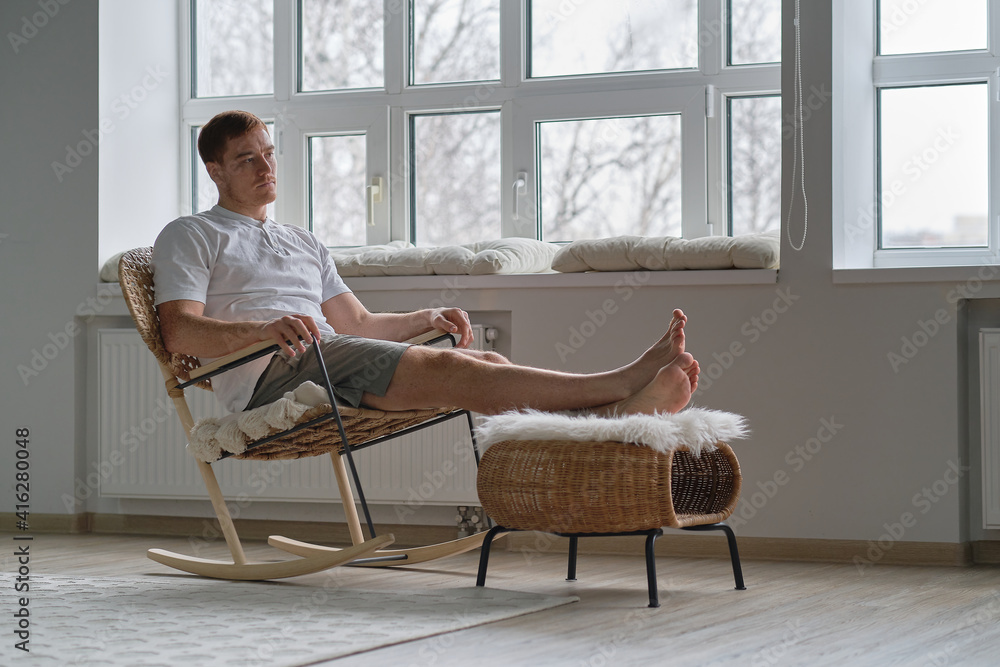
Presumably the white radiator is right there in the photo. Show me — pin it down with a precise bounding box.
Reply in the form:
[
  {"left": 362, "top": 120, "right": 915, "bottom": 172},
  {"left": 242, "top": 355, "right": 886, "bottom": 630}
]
[
  {"left": 980, "top": 329, "right": 1000, "bottom": 529},
  {"left": 98, "top": 328, "right": 492, "bottom": 506}
]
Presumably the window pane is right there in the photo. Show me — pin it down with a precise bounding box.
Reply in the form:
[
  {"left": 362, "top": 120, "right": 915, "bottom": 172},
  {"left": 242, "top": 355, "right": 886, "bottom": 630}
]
[
  {"left": 192, "top": 124, "right": 275, "bottom": 218},
  {"left": 301, "top": 0, "right": 384, "bottom": 91},
  {"left": 729, "top": 0, "right": 781, "bottom": 65},
  {"left": 412, "top": 0, "right": 500, "bottom": 84},
  {"left": 879, "top": 0, "right": 986, "bottom": 55},
  {"left": 538, "top": 115, "right": 682, "bottom": 242},
  {"left": 194, "top": 0, "right": 273, "bottom": 97},
  {"left": 729, "top": 96, "right": 781, "bottom": 235},
  {"left": 879, "top": 84, "right": 987, "bottom": 248},
  {"left": 530, "top": 0, "right": 696, "bottom": 78},
  {"left": 411, "top": 112, "right": 501, "bottom": 246},
  {"left": 310, "top": 135, "right": 367, "bottom": 247}
]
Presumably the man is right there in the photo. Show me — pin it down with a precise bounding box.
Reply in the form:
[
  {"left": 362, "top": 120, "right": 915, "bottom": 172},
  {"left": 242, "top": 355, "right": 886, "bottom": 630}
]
[{"left": 153, "top": 110, "right": 700, "bottom": 417}]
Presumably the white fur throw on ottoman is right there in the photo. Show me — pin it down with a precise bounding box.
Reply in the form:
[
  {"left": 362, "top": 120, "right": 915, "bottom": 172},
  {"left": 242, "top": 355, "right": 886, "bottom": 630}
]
[{"left": 475, "top": 407, "right": 748, "bottom": 455}]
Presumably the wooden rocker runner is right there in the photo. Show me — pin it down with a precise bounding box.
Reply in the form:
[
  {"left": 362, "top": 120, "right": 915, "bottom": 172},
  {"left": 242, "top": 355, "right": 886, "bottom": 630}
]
[{"left": 119, "top": 247, "right": 491, "bottom": 579}]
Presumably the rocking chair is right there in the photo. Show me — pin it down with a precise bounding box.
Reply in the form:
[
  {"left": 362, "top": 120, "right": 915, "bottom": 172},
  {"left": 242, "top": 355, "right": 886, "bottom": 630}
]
[{"left": 117, "top": 247, "right": 491, "bottom": 580}]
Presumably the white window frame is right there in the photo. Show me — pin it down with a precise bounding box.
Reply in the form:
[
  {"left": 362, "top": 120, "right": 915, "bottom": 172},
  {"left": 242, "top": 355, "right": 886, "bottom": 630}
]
[
  {"left": 513, "top": 88, "right": 708, "bottom": 239},
  {"left": 180, "top": 0, "right": 780, "bottom": 246},
  {"left": 834, "top": 0, "right": 1000, "bottom": 270}
]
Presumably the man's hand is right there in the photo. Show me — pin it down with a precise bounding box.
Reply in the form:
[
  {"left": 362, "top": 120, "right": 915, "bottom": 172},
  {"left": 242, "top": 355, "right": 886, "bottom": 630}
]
[
  {"left": 427, "top": 307, "right": 474, "bottom": 348},
  {"left": 259, "top": 314, "right": 323, "bottom": 356}
]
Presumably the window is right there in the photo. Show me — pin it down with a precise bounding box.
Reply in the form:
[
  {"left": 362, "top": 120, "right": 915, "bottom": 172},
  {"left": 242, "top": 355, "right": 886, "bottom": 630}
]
[
  {"left": 410, "top": 111, "right": 501, "bottom": 246},
  {"left": 835, "top": 0, "right": 997, "bottom": 268},
  {"left": 309, "top": 134, "right": 367, "bottom": 247},
  {"left": 878, "top": 84, "right": 988, "bottom": 249},
  {"left": 729, "top": 96, "right": 781, "bottom": 236},
  {"left": 729, "top": 0, "right": 781, "bottom": 65},
  {"left": 181, "top": 0, "right": 780, "bottom": 247},
  {"left": 193, "top": 0, "right": 273, "bottom": 97},
  {"left": 879, "top": 0, "right": 986, "bottom": 55},
  {"left": 300, "top": 0, "right": 384, "bottom": 91},
  {"left": 411, "top": 0, "right": 499, "bottom": 84},
  {"left": 538, "top": 114, "right": 683, "bottom": 241},
  {"left": 528, "top": 1, "right": 698, "bottom": 77}
]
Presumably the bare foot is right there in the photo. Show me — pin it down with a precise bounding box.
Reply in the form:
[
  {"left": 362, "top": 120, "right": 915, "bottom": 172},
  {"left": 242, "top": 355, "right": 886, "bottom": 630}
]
[
  {"left": 650, "top": 309, "right": 687, "bottom": 365},
  {"left": 617, "top": 309, "right": 688, "bottom": 394},
  {"left": 595, "top": 352, "right": 699, "bottom": 417}
]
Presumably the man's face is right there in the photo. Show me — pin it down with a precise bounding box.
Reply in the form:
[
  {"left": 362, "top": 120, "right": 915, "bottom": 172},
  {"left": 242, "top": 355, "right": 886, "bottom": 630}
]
[{"left": 207, "top": 127, "right": 277, "bottom": 215}]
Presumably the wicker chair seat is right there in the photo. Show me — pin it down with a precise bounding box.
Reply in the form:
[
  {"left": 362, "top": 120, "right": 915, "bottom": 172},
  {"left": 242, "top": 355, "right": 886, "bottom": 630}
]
[
  {"left": 216, "top": 404, "right": 457, "bottom": 461},
  {"left": 477, "top": 439, "right": 742, "bottom": 534}
]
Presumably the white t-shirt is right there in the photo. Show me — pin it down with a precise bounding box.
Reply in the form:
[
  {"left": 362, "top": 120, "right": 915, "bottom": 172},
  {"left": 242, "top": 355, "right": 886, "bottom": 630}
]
[{"left": 152, "top": 205, "right": 351, "bottom": 412}]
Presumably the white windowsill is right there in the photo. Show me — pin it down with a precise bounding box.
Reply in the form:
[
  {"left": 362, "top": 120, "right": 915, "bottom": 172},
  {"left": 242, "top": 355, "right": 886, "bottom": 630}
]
[
  {"left": 95, "top": 270, "right": 778, "bottom": 318},
  {"left": 94, "top": 269, "right": 777, "bottom": 320},
  {"left": 832, "top": 266, "right": 1000, "bottom": 285},
  {"left": 342, "top": 269, "right": 779, "bottom": 291}
]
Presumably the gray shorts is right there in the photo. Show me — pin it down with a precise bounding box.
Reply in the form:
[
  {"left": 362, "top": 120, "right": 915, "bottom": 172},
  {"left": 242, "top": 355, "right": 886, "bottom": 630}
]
[{"left": 245, "top": 334, "right": 410, "bottom": 410}]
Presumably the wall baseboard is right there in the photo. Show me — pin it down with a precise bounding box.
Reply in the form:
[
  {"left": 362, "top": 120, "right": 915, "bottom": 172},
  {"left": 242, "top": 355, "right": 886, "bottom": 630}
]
[
  {"left": 973, "top": 540, "right": 1000, "bottom": 564},
  {"left": 502, "top": 532, "right": 974, "bottom": 567},
  {"left": 4, "top": 513, "right": 995, "bottom": 566}
]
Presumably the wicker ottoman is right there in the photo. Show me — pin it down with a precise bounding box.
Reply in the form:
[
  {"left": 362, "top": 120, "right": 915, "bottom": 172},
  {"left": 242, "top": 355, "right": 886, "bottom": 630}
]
[{"left": 475, "top": 439, "right": 746, "bottom": 607}]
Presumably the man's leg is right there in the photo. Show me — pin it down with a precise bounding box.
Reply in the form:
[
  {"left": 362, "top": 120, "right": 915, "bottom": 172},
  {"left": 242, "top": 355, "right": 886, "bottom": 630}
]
[{"left": 361, "top": 311, "right": 696, "bottom": 415}]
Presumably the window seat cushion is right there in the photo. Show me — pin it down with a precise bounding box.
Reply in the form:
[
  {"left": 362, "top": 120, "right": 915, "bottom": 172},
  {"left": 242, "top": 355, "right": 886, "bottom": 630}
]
[
  {"left": 100, "top": 238, "right": 559, "bottom": 282},
  {"left": 101, "top": 251, "right": 127, "bottom": 282},
  {"left": 100, "top": 233, "right": 777, "bottom": 282},
  {"left": 329, "top": 238, "right": 559, "bottom": 276},
  {"left": 550, "top": 232, "right": 780, "bottom": 272}
]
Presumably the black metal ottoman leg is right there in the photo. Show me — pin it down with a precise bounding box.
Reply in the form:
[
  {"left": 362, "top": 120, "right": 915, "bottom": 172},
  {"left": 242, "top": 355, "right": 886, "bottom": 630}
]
[
  {"left": 682, "top": 522, "right": 746, "bottom": 591},
  {"left": 644, "top": 529, "right": 663, "bottom": 608},
  {"left": 566, "top": 536, "right": 578, "bottom": 581},
  {"left": 717, "top": 522, "right": 746, "bottom": 590},
  {"left": 476, "top": 524, "right": 508, "bottom": 587}
]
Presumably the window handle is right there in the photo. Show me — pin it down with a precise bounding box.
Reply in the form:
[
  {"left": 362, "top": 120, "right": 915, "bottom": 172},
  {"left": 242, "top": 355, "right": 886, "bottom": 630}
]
[
  {"left": 367, "top": 177, "right": 383, "bottom": 227},
  {"left": 512, "top": 172, "right": 527, "bottom": 221}
]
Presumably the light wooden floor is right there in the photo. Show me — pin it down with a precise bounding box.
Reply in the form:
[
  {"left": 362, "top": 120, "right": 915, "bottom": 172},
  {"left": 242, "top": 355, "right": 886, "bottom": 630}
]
[{"left": 4, "top": 533, "right": 999, "bottom": 666}]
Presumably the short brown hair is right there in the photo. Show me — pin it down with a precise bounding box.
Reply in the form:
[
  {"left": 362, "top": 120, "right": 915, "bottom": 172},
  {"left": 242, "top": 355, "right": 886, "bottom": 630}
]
[{"left": 197, "top": 110, "right": 268, "bottom": 165}]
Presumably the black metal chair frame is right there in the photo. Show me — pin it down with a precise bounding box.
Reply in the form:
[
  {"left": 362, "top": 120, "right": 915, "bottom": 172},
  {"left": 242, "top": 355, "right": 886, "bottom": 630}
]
[{"left": 180, "top": 331, "right": 481, "bottom": 559}]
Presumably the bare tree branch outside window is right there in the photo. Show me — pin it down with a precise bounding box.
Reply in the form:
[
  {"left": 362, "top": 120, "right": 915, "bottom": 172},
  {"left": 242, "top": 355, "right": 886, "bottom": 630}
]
[
  {"left": 301, "top": 0, "right": 384, "bottom": 91},
  {"left": 195, "top": 0, "right": 273, "bottom": 97}
]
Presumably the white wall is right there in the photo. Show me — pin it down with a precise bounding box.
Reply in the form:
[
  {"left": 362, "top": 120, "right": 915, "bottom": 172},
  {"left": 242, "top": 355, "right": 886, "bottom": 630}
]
[
  {"left": 98, "top": 0, "right": 181, "bottom": 265},
  {"left": 1, "top": 0, "right": 99, "bottom": 514},
  {"left": 3, "top": 0, "right": 997, "bottom": 547}
]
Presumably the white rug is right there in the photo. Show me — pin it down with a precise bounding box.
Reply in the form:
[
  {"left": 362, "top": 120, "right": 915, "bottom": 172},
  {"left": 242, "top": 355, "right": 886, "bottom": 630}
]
[{"left": 3, "top": 575, "right": 576, "bottom": 666}]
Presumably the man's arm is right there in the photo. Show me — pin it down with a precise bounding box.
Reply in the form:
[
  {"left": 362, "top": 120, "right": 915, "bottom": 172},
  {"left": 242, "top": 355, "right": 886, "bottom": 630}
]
[
  {"left": 158, "top": 300, "right": 322, "bottom": 358},
  {"left": 321, "top": 292, "right": 474, "bottom": 348}
]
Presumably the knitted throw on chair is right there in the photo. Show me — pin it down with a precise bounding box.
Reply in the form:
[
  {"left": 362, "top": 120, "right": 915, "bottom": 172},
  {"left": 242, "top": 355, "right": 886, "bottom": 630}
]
[{"left": 186, "top": 381, "right": 332, "bottom": 462}]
